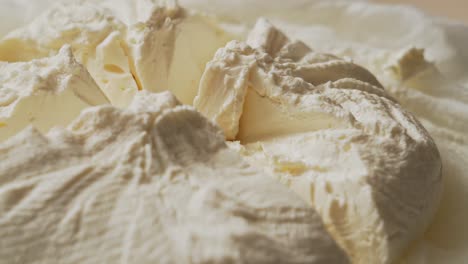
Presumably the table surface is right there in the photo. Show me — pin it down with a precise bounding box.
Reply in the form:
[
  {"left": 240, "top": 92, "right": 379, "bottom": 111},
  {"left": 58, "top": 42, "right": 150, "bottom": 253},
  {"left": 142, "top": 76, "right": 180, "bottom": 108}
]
[{"left": 372, "top": 0, "right": 468, "bottom": 23}]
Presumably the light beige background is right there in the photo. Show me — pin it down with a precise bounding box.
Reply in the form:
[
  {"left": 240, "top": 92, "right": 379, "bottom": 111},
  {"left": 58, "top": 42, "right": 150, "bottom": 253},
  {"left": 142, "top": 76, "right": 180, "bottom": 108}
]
[{"left": 373, "top": 0, "right": 468, "bottom": 23}]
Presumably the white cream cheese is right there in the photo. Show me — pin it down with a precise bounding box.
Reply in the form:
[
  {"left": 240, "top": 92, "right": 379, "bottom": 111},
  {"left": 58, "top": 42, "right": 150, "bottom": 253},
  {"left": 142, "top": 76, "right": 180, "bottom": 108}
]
[
  {"left": 195, "top": 19, "right": 443, "bottom": 264},
  {"left": 378, "top": 46, "right": 468, "bottom": 264},
  {"left": 0, "top": 91, "right": 348, "bottom": 264},
  {"left": 124, "top": 2, "right": 231, "bottom": 105},
  {"left": 0, "top": 45, "right": 109, "bottom": 142},
  {"left": 182, "top": 2, "right": 468, "bottom": 263},
  {"left": 1, "top": 0, "right": 467, "bottom": 263},
  {"left": 0, "top": 0, "right": 231, "bottom": 106},
  {"left": 0, "top": 0, "right": 137, "bottom": 107}
]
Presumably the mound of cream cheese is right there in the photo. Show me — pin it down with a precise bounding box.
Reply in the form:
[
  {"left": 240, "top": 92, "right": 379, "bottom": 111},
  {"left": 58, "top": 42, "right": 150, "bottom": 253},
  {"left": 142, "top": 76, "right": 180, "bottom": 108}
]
[
  {"left": 0, "top": 91, "right": 348, "bottom": 264},
  {"left": 194, "top": 19, "right": 442, "bottom": 263}
]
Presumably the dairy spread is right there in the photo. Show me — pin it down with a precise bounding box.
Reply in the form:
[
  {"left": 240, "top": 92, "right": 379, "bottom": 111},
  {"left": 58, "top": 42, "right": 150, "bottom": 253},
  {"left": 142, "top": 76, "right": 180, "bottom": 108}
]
[
  {"left": 0, "top": 91, "right": 348, "bottom": 264},
  {"left": 0, "top": 0, "right": 467, "bottom": 264},
  {"left": 0, "top": 0, "right": 230, "bottom": 106},
  {"left": 195, "top": 19, "right": 442, "bottom": 263},
  {"left": 183, "top": 1, "right": 468, "bottom": 263},
  {"left": 0, "top": 45, "right": 109, "bottom": 142}
]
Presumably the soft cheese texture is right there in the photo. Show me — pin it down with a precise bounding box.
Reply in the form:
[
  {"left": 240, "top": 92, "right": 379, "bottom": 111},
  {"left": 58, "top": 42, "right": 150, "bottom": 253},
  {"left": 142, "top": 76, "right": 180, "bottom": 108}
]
[
  {"left": 122, "top": 2, "right": 231, "bottom": 105},
  {"left": 195, "top": 19, "right": 443, "bottom": 264},
  {"left": 0, "top": 0, "right": 137, "bottom": 107},
  {"left": 378, "top": 46, "right": 468, "bottom": 264},
  {"left": 0, "top": 0, "right": 231, "bottom": 106},
  {"left": 1, "top": 0, "right": 466, "bottom": 263},
  {"left": 0, "top": 45, "right": 109, "bottom": 142},
  {"left": 0, "top": 91, "right": 348, "bottom": 264},
  {"left": 180, "top": 1, "right": 468, "bottom": 263}
]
